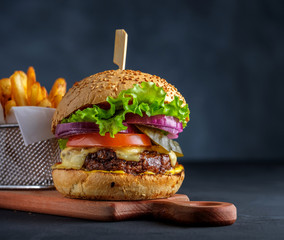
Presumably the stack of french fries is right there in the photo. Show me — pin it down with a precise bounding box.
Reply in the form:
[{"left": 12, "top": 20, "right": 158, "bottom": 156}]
[{"left": 0, "top": 67, "right": 66, "bottom": 122}]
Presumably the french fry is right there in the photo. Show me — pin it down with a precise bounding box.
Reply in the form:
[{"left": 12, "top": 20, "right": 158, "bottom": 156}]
[
  {"left": 30, "top": 82, "right": 43, "bottom": 106},
  {"left": 41, "top": 86, "right": 48, "bottom": 98},
  {"left": 18, "top": 71, "right": 27, "bottom": 94},
  {"left": 27, "top": 66, "right": 36, "bottom": 101},
  {"left": 48, "top": 78, "right": 66, "bottom": 103},
  {"left": 37, "top": 98, "right": 52, "bottom": 108},
  {"left": 0, "top": 78, "right": 12, "bottom": 109},
  {"left": 1, "top": 67, "right": 66, "bottom": 115},
  {"left": 10, "top": 71, "right": 28, "bottom": 106},
  {"left": 52, "top": 94, "right": 63, "bottom": 108},
  {"left": 4, "top": 99, "right": 16, "bottom": 116},
  {"left": 38, "top": 85, "right": 44, "bottom": 104},
  {"left": 0, "top": 78, "right": 12, "bottom": 99}
]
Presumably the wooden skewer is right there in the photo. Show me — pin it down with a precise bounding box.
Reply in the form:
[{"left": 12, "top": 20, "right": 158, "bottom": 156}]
[{"left": 113, "top": 29, "right": 128, "bottom": 70}]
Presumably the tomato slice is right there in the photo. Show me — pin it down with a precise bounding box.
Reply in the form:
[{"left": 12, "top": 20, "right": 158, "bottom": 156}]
[{"left": 67, "top": 133, "right": 152, "bottom": 147}]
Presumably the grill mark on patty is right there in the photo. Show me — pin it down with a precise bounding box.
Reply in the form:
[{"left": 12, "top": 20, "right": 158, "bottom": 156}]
[{"left": 83, "top": 148, "right": 172, "bottom": 175}]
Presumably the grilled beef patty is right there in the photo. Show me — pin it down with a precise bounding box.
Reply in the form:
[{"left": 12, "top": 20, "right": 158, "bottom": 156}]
[{"left": 83, "top": 148, "right": 172, "bottom": 174}]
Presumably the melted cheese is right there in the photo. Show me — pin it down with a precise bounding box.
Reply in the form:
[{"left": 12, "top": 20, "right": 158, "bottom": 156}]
[
  {"left": 164, "top": 164, "right": 184, "bottom": 175},
  {"left": 53, "top": 146, "right": 178, "bottom": 170},
  {"left": 168, "top": 151, "right": 177, "bottom": 167},
  {"left": 87, "top": 164, "right": 184, "bottom": 175},
  {"left": 53, "top": 161, "right": 183, "bottom": 175},
  {"left": 141, "top": 171, "right": 155, "bottom": 175}
]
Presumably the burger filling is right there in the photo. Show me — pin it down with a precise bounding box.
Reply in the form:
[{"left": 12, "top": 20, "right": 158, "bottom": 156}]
[
  {"left": 53, "top": 81, "right": 189, "bottom": 176},
  {"left": 52, "top": 146, "right": 179, "bottom": 175},
  {"left": 59, "top": 82, "right": 189, "bottom": 137}
]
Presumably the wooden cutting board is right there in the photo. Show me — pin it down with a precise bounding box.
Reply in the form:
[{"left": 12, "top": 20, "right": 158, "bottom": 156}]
[{"left": 0, "top": 190, "right": 236, "bottom": 226}]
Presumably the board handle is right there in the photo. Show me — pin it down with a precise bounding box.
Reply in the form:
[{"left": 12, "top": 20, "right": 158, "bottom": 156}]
[{"left": 152, "top": 201, "right": 237, "bottom": 226}]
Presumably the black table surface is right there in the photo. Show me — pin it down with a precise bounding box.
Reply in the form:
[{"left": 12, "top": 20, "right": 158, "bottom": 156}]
[{"left": 0, "top": 162, "right": 283, "bottom": 240}]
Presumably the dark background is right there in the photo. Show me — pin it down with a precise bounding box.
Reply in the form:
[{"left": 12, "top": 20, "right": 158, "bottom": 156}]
[{"left": 0, "top": 0, "right": 283, "bottom": 161}]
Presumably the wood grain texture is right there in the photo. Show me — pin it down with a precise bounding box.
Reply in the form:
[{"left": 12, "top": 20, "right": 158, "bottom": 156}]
[
  {"left": 0, "top": 190, "right": 236, "bottom": 226},
  {"left": 113, "top": 29, "right": 128, "bottom": 70}
]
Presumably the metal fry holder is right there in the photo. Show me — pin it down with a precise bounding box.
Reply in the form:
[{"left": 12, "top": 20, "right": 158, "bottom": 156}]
[{"left": 0, "top": 124, "right": 60, "bottom": 189}]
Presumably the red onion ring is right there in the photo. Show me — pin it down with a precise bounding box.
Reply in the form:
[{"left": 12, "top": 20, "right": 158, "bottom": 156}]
[
  {"left": 55, "top": 122, "right": 138, "bottom": 138},
  {"left": 56, "top": 114, "right": 183, "bottom": 139}
]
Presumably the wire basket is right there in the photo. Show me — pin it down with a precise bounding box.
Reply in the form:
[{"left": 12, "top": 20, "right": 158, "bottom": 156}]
[{"left": 0, "top": 124, "right": 61, "bottom": 189}]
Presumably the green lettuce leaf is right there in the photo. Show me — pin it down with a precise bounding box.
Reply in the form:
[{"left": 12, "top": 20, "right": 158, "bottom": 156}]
[{"left": 62, "top": 82, "right": 190, "bottom": 137}]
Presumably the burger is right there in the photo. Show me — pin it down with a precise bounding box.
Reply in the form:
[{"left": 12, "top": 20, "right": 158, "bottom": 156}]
[{"left": 51, "top": 69, "right": 190, "bottom": 200}]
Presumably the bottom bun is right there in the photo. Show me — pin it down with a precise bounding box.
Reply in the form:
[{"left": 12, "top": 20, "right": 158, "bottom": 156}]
[{"left": 52, "top": 167, "right": 185, "bottom": 200}]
